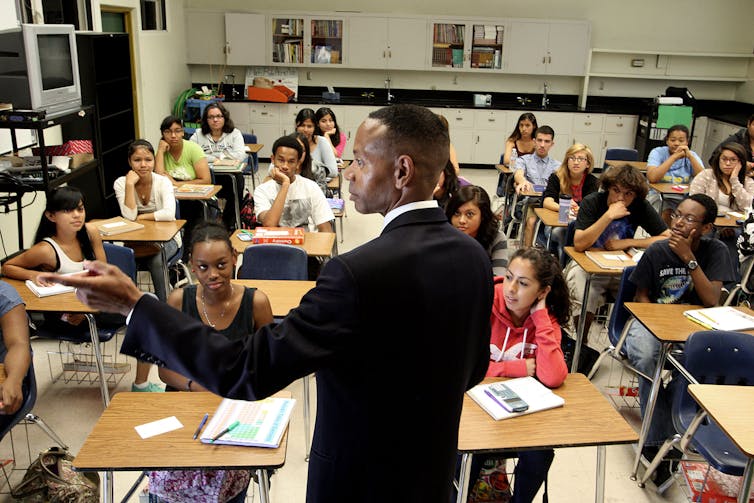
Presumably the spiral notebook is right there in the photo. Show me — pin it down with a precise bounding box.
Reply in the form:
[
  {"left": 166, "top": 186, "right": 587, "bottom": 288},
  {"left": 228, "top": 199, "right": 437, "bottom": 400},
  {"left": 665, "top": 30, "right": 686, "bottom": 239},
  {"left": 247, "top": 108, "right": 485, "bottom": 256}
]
[{"left": 200, "top": 397, "right": 295, "bottom": 448}]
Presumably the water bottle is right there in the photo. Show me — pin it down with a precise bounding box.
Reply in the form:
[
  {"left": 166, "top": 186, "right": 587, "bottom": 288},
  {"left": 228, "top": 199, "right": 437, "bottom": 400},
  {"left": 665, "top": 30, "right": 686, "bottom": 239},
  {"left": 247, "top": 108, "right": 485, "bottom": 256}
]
[
  {"left": 558, "top": 194, "right": 572, "bottom": 224},
  {"left": 509, "top": 147, "right": 518, "bottom": 167}
]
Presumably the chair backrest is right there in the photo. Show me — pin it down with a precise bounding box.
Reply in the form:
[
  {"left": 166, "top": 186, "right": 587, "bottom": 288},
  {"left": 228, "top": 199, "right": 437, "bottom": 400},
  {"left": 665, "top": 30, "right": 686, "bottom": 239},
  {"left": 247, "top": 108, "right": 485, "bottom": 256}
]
[
  {"left": 603, "top": 148, "right": 639, "bottom": 171},
  {"left": 607, "top": 266, "right": 637, "bottom": 346},
  {"left": 672, "top": 330, "right": 754, "bottom": 472},
  {"left": 103, "top": 242, "right": 136, "bottom": 283},
  {"left": 239, "top": 244, "right": 308, "bottom": 280},
  {"left": 242, "top": 132, "right": 259, "bottom": 174}
]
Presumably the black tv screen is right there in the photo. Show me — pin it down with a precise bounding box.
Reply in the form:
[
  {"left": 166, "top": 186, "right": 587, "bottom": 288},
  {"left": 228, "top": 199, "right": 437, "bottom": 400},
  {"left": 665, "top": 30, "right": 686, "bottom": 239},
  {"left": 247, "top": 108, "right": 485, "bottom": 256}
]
[{"left": 38, "top": 34, "right": 74, "bottom": 90}]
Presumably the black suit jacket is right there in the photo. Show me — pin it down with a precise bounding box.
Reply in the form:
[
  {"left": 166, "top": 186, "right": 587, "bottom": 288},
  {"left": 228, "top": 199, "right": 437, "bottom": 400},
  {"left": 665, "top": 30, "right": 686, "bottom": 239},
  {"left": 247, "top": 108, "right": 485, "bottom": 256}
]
[{"left": 121, "top": 207, "right": 493, "bottom": 502}]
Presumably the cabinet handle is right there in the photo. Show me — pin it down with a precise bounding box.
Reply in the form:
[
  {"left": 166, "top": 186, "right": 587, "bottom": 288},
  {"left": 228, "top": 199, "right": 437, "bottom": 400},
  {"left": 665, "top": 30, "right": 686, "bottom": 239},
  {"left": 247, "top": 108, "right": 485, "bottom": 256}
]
[
  {"left": 548, "top": 56, "right": 552, "bottom": 64},
  {"left": 542, "top": 56, "right": 546, "bottom": 64},
  {"left": 476, "top": 135, "right": 480, "bottom": 143},
  {"left": 616, "top": 123, "right": 623, "bottom": 127},
  {"left": 455, "top": 117, "right": 463, "bottom": 121},
  {"left": 383, "top": 50, "right": 386, "bottom": 58},
  {"left": 388, "top": 50, "right": 392, "bottom": 58},
  {"left": 488, "top": 118, "right": 495, "bottom": 122},
  {"left": 585, "top": 122, "right": 591, "bottom": 126},
  {"left": 261, "top": 112, "right": 268, "bottom": 116}
]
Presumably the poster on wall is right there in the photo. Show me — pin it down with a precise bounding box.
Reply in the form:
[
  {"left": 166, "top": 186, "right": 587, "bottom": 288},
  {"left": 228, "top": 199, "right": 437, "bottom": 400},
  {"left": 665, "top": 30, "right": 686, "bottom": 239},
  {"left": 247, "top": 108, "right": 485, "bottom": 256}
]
[{"left": 244, "top": 67, "right": 299, "bottom": 103}]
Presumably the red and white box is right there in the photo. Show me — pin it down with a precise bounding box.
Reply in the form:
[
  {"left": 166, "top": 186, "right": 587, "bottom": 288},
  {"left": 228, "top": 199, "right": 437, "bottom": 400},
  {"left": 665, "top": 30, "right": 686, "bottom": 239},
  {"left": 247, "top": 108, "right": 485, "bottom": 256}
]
[
  {"left": 33, "top": 140, "right": 94, "bottom": 168},
  {"left": 251, "top": 227, "right": 305, "bottom": 245}
]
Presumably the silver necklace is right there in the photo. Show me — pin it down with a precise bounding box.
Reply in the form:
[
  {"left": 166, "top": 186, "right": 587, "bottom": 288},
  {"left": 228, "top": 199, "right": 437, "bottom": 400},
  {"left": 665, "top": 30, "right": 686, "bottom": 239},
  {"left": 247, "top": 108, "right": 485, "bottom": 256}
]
[{"left": 200, "top": 284, "right": 234, "bottom": 328}]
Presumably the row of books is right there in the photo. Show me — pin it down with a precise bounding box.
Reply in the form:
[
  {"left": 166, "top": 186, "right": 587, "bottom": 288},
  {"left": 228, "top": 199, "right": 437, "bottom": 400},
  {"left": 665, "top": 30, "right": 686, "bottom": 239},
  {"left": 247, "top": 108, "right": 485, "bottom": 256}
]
[
  {"left": 433, "top": 23, "right": 465, "bottom": 45},
  {"left": 311, "top": 20, "right": 342, "bottom": 38},
  {"left": 473, "top": 24, "right": 504, "bottom": 44},
  {"left": 273, "top": 42, "right": 303, "bottom": 64},
  {"left": 272, "top": 19, "right": 304, "bottom": 37},
  {"left": 432, "top": 47, "right": 464, "bottom": 68},
  {"left": 471, "top": 48, "right": 502, "bottom": 69}
]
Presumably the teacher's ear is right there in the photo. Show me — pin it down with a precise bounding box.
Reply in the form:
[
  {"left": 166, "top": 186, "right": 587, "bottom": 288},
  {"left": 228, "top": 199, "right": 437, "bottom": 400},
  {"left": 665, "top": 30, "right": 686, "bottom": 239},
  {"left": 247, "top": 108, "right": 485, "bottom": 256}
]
[{"left": 393, "top": 154, "right": 415, "bottom": 190}]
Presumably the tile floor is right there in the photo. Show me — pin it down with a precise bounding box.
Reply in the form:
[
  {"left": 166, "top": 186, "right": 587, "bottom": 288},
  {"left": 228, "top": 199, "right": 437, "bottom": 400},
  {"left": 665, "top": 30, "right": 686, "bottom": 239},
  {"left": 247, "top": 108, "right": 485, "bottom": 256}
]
[{"left": 0, "top": 167, "right": 691, "bottom": 502}]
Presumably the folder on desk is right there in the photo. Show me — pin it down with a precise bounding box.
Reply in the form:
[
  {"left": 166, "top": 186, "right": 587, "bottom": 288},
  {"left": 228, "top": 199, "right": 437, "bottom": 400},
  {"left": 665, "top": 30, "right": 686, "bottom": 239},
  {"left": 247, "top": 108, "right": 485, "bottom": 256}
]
[
  {"left": 211, "top": 159, "right": 245, "bottom": 172},
  {"left": 683, "top": 306, "right": 754, "bottom": 331},
  {"left": 585, "top": 250, "right": 637, "bottom": 270},
  {"left": 467, "top": 377, "right": 564, "bottom": 421},
  {"left": 200, "top": 397, "right": 295, "bottom": 448},
  {"left": 175, "top": 184, "right": 214, "bottom": 195},
  {"left": 95, "top": 217, "right": 145, "bottom": 236}
]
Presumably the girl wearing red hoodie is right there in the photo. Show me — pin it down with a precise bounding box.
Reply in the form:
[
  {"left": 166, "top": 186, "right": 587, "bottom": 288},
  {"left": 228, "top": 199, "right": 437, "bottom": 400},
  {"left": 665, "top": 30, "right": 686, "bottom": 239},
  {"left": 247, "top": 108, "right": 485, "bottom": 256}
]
[{"left": 469, "top": 247, "right": 570, "bottom": 503}]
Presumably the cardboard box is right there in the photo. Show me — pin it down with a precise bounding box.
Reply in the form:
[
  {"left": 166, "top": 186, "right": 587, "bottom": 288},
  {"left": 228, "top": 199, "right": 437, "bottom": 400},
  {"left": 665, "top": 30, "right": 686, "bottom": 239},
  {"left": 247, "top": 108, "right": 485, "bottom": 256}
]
[{"left": 32, "top": 141, "right": 94, "bottom": 169}]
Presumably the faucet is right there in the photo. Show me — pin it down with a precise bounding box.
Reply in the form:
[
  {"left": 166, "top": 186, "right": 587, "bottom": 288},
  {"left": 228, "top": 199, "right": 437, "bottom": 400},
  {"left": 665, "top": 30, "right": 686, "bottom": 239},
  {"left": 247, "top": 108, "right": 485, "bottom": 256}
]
[
  {"left": 541, "top": 82, "right": 550, "bottom": 109},
  {"left": 385, "top": 76, "right": 395, "bottom": 104},
  {"left": 516, "top": 96, "right": 531, "bottom": 106}
]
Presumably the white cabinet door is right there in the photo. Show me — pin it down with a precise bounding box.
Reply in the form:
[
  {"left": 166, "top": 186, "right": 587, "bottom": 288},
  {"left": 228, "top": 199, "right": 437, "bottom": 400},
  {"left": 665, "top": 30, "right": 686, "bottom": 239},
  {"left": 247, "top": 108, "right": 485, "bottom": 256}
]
[
  {"left": 474, "top": 129, "right": 506, "bottom": 164},
  {"left": 505, "top": 21, "right": 548, "bottom": 74},
  {"left": 248, "top": 124, "right": 282, "bottom": 155},
  {"left": 546, "top": 22, "right": 590, "bottom": 76},
  {"left": 348, "top": 17, "right": 388, "bottom": 69},
  {"left": 225, "top": 13, "right": 266, "bottom": 66},
  {"left": 386, "top": 18, "right": 429, "bottom": 70},
  {"left": 185, "top": 11, "right": 226, "bottom": 64}
]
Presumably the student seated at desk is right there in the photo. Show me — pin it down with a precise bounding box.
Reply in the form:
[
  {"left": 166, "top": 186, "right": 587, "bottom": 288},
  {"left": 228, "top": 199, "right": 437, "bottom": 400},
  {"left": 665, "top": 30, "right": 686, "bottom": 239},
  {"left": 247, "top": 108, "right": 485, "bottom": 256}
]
[
  {"left": 566, "top": 165, "right": 670, "bottom": 341},
  {"left": 513, "top": 125, "right": 560, "bottom": 247},
  {"left": 254, "top": 135, "right": 334, "bottom": 233},
  {"left": 646, "top": 124, "right": 704, "bottom": 226},
  {"left": 446, "top": 185, "right": 509, "bottom": 276},
  {"left": 295, "top": 108, "right": 338, "bottom": 181},
  {"left": 503, "top": 112, "right": 538, "bottom": 168},
  {"left": 114, "top": 139, "right": 180, "bottom": 303},
  {"left": 459, "top": 247, "right": 568, "bottom": 503},
  {"left": 712, "top": 113, "right": 754, "bottom": 173},
  {"left": 0, "top": 280, "right": 31, "bottom": 418},
  {"left": 2, "top": 186, "right": 163, "bottom": 393},
  {"left": 189, "top": 103, "right": 246, "bottom": 230},
  {"left": 155, "top": 115, "right": 212, "bottom": 252},
  {"left": 315, "top": 107, "right": 347, "bottom": 160},
  {"left": 623, "top": 194, "right": 735, "bottom": 490},
  {"left": 541, "top": 143, "right": 599, "bottom": 257},
  {"left": 2, "top": 186, "right": 106, "bottom": 337},
  {"left": 149, "top": 222, "right": 273, "bottom": 503},
  {"left": 690, "top": 142, "right": 753, "bottom": 276}
]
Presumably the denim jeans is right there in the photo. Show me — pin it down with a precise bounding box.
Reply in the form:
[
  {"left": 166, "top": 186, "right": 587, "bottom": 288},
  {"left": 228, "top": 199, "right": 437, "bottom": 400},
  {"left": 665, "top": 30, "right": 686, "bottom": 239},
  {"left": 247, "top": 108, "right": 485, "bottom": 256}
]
[{"left": 623, "top": 321, "right": 676, "bottom": 445}]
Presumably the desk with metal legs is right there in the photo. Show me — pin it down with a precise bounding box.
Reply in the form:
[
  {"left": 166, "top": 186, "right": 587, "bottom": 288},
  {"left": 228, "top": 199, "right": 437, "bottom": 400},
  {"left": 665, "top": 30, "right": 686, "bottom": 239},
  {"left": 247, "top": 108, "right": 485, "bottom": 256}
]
[{"left": 456, "top": 374, "right": 637, "bottom": 503}]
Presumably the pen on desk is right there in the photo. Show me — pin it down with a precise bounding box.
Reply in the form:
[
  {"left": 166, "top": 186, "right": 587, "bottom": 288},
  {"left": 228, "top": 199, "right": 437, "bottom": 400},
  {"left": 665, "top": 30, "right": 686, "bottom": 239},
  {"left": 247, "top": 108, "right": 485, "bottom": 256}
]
[
  {"left": 193, "top": 413, "right": 209, "bottom": 440},
  {"left": 211, "top": 420, "right": 240, "bottom": 442},
  {"left": 484, "top": 389, "right": 507, "bottom": 410}
]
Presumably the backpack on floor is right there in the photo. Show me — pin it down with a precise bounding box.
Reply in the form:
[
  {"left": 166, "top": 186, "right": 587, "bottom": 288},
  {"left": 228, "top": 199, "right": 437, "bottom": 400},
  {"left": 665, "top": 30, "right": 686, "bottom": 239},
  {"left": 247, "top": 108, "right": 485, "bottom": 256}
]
[{"left": 240, "top": 190, "right": 258, "bottom": 230}]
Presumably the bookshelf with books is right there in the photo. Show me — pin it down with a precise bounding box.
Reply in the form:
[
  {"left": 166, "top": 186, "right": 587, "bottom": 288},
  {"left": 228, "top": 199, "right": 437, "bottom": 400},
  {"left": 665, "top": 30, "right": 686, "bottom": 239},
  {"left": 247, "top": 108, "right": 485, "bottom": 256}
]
[
  {"left": 272, "top": 17, "right": 305, "bottom": 64},
  {"left": 310, "top": 18, "right": 344, "bottom": 65},
  {"left": 471, "top": 24, "right": 504, "bottom": 70},
  {"left": 432, "top": 22, "right": 465, "bottom": 69}
]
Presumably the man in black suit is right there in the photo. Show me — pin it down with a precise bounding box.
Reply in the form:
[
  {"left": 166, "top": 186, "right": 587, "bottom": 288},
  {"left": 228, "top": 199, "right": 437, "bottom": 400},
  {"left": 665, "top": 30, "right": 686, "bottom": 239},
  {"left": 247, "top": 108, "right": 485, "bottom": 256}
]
[{"left": 48, "top": 105, "right": 493, "bottom": 502}]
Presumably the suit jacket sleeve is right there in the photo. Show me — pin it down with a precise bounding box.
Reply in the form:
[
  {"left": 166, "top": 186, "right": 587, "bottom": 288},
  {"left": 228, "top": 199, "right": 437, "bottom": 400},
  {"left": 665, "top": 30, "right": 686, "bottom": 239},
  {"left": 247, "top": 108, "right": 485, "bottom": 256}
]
[{"left": 120, "top": 257, "right": 360, "bottom": 400}]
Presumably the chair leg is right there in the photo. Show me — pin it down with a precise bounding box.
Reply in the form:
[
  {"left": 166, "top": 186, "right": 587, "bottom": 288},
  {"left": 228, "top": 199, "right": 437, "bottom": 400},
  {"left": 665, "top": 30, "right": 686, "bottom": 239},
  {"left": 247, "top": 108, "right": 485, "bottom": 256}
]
[
  {"left": 586, "top": 347, "right": 612, "bottom": 380},
  {"left": 638, "top": 435, "right": 680, "bottom": 487},
  {"left": 25, "top": 414, "right": 68, "bottom": 450},
  {"left": 120, "top": 471, "right": 148, "bottom": 502}
]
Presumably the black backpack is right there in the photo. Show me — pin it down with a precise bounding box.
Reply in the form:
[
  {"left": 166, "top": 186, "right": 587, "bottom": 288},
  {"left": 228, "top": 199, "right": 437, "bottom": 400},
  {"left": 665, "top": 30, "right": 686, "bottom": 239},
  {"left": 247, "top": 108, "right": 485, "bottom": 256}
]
[{"left": 240, "top": 190, "right": 258, "bottom": 229}]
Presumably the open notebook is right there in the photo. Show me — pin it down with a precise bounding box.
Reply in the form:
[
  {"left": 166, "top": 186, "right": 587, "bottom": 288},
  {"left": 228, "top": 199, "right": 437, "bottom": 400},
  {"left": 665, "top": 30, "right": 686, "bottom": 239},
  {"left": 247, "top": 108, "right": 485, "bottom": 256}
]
[
  {"left": 200, "top": 397, "right": 295, "bottom": 448},
  {"left": 467, "top": 376, "right": 564, "bottom": 421}
]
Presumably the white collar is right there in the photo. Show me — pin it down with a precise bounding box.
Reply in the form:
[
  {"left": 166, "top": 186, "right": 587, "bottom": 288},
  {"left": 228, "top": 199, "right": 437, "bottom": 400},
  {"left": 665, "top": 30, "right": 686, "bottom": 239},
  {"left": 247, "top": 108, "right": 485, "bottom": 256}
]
[{"left": 382, "top": 200, "right": 439, "bottom": 231}]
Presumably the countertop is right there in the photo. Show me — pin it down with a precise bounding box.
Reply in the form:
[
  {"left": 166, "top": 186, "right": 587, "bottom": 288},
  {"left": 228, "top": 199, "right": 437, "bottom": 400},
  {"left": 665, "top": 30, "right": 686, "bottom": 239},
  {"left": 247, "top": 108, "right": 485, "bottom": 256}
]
[{"left": 209, "top": 83, "right": 754, "bottom": 126}]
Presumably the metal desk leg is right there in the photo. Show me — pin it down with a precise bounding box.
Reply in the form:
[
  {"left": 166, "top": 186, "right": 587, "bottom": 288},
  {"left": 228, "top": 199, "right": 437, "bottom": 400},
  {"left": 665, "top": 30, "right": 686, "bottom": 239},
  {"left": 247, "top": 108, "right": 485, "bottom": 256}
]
[
  {"left": 571, "top": 273, "right": 592, "bottom": 373},
  {"left": 739, "top": 458, "right": 754, "bottom": 503},
  {"left": 456, "top": 452, "right": 473, "bottom": 503},
  {"left": 631, "top": 341, "right": 671, "bottom": 481},
  {"left": 255, "top": 469, "right": 271, "bottom": 503},
  {"left": 303, "top": 374, "right": 311, "bottom": 461},
  {"left": 103, "top": 470, "right": 114, "bottom": 503},
  {"left": 230, "top": 173, "right": 241, "bottom": 230},
  {"left": 159, "top": 243, "right": 170, "bottom": 299},
  {"left": 85, "top": 314, "right": 110, "bottom": 407},
  {"left": 595, "top": 445, "right": 606, "bottom": 503}
]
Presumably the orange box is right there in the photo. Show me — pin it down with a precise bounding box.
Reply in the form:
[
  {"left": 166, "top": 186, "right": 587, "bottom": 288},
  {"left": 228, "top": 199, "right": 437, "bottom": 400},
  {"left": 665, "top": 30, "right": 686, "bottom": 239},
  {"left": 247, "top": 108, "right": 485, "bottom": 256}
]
[{"left": 252, "top": 227, "right": 305, "bottom": 245}]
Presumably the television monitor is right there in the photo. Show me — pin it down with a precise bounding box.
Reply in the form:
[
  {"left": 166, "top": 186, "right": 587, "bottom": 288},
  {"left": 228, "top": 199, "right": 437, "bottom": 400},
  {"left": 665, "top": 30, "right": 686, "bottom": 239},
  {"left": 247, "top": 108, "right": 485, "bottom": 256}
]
[{"left": 0, "top": 24, "right": 82, "bottom": 117}]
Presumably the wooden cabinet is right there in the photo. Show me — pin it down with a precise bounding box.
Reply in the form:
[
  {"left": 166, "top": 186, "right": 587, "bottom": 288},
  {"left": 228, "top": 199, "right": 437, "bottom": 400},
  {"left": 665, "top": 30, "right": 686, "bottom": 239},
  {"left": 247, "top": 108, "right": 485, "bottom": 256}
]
[
  {"left": 185, "top": 10, "right": 226, "bottom": 65},
  {"left": 348, "top": 16, "right": 428, "bottom": 70},
  {"left": 225, "top": 13, "right": 266, "bottom": 66},
  {"left": 506, "top": 20, "right": 590, "bottom": 76},
  {"left": 572, "top": 114, "right": 637, "bottom": 168}
]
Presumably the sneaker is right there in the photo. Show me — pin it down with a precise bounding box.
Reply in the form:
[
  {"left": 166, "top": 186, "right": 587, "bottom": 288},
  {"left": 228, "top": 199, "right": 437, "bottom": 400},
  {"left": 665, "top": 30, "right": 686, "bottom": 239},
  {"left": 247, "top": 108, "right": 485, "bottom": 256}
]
[
  {"left": 131, "top": 382, "right": 165, "bottom": 393},
  {"left": 653, "top": 460, "right": 678, "bottom": 494}
]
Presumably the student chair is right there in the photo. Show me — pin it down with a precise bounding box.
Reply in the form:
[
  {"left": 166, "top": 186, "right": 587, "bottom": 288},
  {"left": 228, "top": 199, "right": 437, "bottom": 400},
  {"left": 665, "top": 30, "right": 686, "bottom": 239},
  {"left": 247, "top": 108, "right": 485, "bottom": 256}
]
[
  {"left": 0, "top": 358, "right": 68, "bottom": 489},
  {"left": 242, "top": 132, "right": 260, "bottom": 190},
  {"left": 586, "top": 266, "right": 652, "bottom": 381},
  {"left": 42, "top": 243, "right": 135, "bottom": 385},
  {"left": 238, "top": 244, "right": 308, "bottom": 281},
  {"left": 167, "top": 201, "right": 192, "bottom": 290},
  {"left": 602, "top": 148, "right": 639, "bottom": 172},
  {"left": 723, "top": 255, "right": 754, "bottom": 307},
  {"left": 640, "top": 330, "right": 754, "bottom": 487}
]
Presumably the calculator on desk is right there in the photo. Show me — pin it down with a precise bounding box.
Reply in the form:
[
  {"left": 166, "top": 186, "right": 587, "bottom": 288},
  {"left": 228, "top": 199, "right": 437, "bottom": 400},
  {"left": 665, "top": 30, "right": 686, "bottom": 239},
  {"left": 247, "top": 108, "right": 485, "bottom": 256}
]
[{"left": 488, "top": 382, "right": 529, "bottom": 413}]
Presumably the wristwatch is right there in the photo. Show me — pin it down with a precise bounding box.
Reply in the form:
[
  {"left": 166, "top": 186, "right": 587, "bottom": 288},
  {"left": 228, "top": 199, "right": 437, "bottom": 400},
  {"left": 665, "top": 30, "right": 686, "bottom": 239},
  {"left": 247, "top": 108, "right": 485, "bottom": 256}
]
[{"left": 687, "top": 259, "right": 699, "bottom": 271}]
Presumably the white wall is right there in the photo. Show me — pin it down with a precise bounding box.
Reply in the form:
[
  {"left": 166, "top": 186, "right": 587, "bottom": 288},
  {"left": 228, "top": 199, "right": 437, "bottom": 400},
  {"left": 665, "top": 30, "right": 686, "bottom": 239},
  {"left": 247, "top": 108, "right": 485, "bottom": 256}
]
[{"left": 185, "top": 0, "right": 754, "bottom": 102}]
